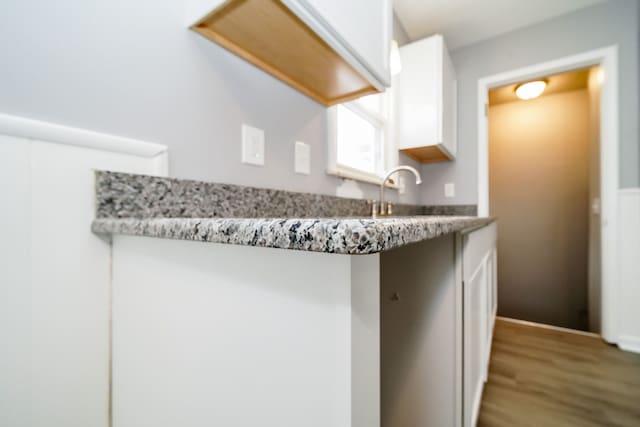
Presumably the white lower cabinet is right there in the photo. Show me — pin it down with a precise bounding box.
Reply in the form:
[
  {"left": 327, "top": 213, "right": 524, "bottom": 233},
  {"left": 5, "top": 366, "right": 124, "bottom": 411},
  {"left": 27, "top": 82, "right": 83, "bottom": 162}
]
[
  {"left": 110, "top": 222, "right": 497, "bottom": 427},
  {"left": 381, "top": 233, "right": 461, "bottom": 427},
  {"left": 462, "top": 223, "right": 498, "bottom": 427},
  {"left": 381, "top": 221, "right": 497, "bottom": 427}
]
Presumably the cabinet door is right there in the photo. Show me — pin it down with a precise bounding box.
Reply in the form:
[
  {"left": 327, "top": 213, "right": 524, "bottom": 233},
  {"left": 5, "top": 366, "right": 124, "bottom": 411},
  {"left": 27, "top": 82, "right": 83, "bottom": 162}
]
[
  {"left": 462, "top": 223, "right": 497, "bottom": 427},
  {"left": 484, "top": 249, "right": 496, "bottom": 381},
  {"left": 297, "top": 0, "right": 392, "bottom": 86},
  {"left": 397, "top": 36, "right": 441, "bottom": 150},
  {"left": 396, "top": 34, "right": 457, "bottom": 162},
  {"left": 492, "top": 248, "right": 498, "bottom": 317},
  {"left": 463, "top": 260, "right": 488, "bottom": 427}
]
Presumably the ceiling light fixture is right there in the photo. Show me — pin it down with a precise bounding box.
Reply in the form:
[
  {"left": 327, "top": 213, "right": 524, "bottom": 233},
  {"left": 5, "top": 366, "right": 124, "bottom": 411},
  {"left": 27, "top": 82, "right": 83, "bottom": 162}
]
[{"left": 515, "top": 80, "right": 547, "bottom": 100}]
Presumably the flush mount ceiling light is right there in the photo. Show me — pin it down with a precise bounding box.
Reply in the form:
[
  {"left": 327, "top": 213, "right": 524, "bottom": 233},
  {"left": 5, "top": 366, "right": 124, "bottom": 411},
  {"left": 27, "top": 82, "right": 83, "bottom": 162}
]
[{"left": 515, "top": 80, "right": 547, "bottom": 100}]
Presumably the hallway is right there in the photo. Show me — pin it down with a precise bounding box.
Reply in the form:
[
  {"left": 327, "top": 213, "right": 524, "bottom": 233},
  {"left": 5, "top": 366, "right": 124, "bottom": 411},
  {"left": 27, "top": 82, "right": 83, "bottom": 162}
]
[{"left": 478, "top": 318, "right": 640, "bottom": 426}]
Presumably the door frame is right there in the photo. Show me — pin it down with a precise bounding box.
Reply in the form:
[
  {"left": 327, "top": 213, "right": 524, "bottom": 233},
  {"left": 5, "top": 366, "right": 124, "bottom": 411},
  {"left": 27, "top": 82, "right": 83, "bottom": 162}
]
[{"left": 476, "top": 46, "right": 619, "bottom": 343}]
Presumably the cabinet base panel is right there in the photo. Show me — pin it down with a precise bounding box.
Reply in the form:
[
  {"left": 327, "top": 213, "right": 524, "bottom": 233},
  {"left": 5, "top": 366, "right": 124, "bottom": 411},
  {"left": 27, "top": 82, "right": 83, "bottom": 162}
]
[
  {"left": 401, "top": 145, "right": 452, "bottom": 163},
  {"left": 192, "top": 0, "right": 379, "bottom": 106}
]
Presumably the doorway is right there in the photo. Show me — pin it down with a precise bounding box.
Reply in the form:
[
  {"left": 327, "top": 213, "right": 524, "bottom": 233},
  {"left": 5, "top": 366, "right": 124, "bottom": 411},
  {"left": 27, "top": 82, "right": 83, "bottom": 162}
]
[
  {"left": 487, "top": 67, "right": 599, "bottom": 331},
  {"left": 476, "top": 47, "right": 619, "bottom": 340}
]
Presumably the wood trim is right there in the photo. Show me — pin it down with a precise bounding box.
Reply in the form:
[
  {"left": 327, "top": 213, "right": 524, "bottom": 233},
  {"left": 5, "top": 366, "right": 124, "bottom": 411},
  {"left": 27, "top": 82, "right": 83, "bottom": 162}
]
[
  {"left": 400, "top": 145, "right": 453, "bottom": 163},
  {"left": 191, "top": 0, "right": 379, "bottom": 106}
]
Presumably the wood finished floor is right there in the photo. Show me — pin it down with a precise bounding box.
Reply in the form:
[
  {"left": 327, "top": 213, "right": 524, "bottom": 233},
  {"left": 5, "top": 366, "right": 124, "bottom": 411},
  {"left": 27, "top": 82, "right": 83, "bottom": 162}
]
[{"left": 478, "top": 318, "right": 640, "bottom": 427}]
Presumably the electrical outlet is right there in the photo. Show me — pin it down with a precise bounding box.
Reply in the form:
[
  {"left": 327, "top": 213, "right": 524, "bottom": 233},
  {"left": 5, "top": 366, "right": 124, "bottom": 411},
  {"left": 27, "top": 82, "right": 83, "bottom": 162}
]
[
  {"left": 444, "top": 182, "right": 455, "bottom": 198},
  {"left": 294, "top": 141, "right": 310, "bottom": 175},
  {"left": 241, "top": 124, "right": 265, "bottom": 166},
  {"left": 398, "top": 176, "right": 406, "bottom": 195}
]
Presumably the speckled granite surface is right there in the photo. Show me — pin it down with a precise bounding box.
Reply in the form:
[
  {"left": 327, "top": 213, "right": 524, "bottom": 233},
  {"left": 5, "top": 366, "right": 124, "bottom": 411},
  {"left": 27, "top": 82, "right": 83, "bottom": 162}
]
[
  {"left": 92, "top": 216, "right": 493, "bottom": 255},
  {"left": 95, "top": 171, "right": 426, "bottom": 218},
  {"left": 423, "top": 205, "right": 477, "bottom": 216},
  {"left": 93, "top": 171, "right": 491, "bottom": 254}
]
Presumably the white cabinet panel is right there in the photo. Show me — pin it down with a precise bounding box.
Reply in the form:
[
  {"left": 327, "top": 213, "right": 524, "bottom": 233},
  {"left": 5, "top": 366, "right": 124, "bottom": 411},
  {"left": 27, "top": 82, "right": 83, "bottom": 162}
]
[
  {"left": 442, "top": 45, "right": 457, "bottom": 156},
  {"left": 0, "top": 115, "right": 168, "bottom": 427},
  {"left": 396, "top": 34, "right": 457, "bottom": 162},
  {"left": 397, "top": 36, "right": 440, "bottom": 148},
  {"left": 381, "top": 234, "right": 461, "bottom": 427},
  {"left": 112, "top": 236, "right": 381, "bottom": 427},
  {"left": 0, "top": 136, "right": 32, "bottom": 427},
  {"left": 463, "top": 261, "right": 488, "bottom": 427},
  {"left": 299, "top": 0, "right": 391, "bottom": 86},
  {"left": 188, "top": 0, "right": 391, "bottom": 104},
  {"left": 462, "top": 222, "right": 497, "bottom": 427}
]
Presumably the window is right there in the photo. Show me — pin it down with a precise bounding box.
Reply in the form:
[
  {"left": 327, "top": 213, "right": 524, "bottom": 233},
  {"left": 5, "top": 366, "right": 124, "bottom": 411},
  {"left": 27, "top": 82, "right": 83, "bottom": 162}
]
[
  {"left": 336, "top": 103, "right": 380, "bottom": 175},
  {"left": 327, "top": 91, "right": 398, "bottom": 185}
]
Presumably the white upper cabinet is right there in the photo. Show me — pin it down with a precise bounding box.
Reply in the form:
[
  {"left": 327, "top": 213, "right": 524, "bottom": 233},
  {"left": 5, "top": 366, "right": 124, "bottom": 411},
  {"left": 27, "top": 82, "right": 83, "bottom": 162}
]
[
  {"left": 395, "top": 34, "right": 457, "bottom": 163},
  {"left": 187, "top": 0, "right": 392, "bottom": 106},
  {"left": 295, "top": 0, "right": 392, "bottom": 87}
]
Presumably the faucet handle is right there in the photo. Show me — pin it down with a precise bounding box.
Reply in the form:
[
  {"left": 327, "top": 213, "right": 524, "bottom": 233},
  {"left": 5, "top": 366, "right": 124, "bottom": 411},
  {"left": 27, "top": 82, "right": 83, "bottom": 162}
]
[
  {"left": 387, "top": 203, "right": 393, "bottom": 216},
  {"left": 368, "top": 200, "right": 379, "bottom": 218}
]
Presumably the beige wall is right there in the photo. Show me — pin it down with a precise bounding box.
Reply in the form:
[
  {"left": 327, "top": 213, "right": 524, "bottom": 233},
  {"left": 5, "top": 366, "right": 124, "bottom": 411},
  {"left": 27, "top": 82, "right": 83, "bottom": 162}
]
[{"left": 489, "top": 90, "right": 590, "bottom": 330}]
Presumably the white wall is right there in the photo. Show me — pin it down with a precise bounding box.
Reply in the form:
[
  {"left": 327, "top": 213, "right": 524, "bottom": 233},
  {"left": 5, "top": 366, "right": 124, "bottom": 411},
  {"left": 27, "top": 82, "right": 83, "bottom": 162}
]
[
  {"left": 0, "top": 126, "right": 167, "bottom": 427},
  {"left": 0, "top": 0, "right": 421, "bottom": 204},
  {"left": 420, "top": 0, "right": 639, "bottom": 204},
  {"left": 617, "top": 189, "right": 640, "bottom": 353}
]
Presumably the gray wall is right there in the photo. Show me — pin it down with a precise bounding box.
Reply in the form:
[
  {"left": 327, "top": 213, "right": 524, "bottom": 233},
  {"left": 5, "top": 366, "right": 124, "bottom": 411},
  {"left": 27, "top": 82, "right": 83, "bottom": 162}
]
[
  {"left": 490, "top": 90, "right": 591, "bottom": 330},
  {"left": 0, "top": 0, "right": 421, "bottom": 205},
  {"left": 393, "top": 13, "right": 411, "bottom": 46},
  {"left": 420, "top": 0, "right": 640, "bottom": 205}
]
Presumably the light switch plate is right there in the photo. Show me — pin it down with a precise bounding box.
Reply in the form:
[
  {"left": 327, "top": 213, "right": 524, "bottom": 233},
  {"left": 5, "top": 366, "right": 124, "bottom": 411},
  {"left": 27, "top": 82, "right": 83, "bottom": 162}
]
[
  {"left": 241, "top": 124, "right": 265, "bottom": 166},
  {"left": 444, "top": 182, "right": 455, "bottom": 198},
  {"left": 294, "top": 141, "right": 310, "bottom": 175}
]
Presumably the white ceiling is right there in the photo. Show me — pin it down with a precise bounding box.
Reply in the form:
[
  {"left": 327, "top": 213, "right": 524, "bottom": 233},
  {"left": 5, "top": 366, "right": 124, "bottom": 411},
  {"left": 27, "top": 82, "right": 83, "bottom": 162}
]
[{"left": 394, "top": 0, "right": 607, "bottom": 50}]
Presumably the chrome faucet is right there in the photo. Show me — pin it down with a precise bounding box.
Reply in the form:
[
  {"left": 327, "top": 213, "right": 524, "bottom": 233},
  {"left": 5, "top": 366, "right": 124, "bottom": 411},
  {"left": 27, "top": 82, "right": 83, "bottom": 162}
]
[{"left": 378, "top": 165, "right": 422, "bottom": 216}]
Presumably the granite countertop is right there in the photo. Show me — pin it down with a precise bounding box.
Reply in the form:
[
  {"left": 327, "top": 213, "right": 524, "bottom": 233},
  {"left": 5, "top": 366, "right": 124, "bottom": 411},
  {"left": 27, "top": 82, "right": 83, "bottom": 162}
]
[
  {"left": 92, "top": 216, "right": 494, "bottom": 255},
  {"left": 92, "top": 171, "right": 494, "bottom": 255}
]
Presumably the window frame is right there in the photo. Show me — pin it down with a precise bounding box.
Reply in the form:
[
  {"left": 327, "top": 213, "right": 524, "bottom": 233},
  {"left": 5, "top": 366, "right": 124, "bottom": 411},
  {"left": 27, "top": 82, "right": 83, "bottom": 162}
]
[{"left": 326, "top": 89, "right": 400, "bottom": 187}]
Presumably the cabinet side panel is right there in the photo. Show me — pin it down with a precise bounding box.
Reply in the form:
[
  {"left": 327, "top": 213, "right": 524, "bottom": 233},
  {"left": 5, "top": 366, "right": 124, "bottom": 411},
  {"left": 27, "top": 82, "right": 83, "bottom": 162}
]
[
  {"left": 112, "top": 236, "right": 353, "bottom": 427},
  {"left": 442, "top": 40, "right": 457, "bottom": 156},
  {"left": 381, "top": 235, "right": 459, "bottom": 426},
  {"left": 351, "top": 254, "right": 381, "bottom": 427}
]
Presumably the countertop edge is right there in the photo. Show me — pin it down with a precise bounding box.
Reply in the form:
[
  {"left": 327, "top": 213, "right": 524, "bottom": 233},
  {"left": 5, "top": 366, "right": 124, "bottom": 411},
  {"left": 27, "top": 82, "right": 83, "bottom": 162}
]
[{"left": 92, "top": 217, "right": 496, "bottom": 255}]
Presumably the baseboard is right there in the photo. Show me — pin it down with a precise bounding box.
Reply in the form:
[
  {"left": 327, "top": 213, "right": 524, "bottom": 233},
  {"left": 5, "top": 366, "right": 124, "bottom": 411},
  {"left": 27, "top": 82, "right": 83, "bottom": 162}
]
[
  {"left": 618, "top": 335, "right": 640, "bottom": 354},
  {"left": 496, "top": 316, "right": 600, "bottom": 338}
]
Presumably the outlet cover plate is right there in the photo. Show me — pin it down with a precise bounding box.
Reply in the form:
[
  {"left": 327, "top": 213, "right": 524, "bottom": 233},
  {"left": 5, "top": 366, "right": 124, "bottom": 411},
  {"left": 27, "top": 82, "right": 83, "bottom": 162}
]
[
  {"left": 445, "top": 182, "right": 455, "bottom": 198},
  {"left": 294, "top": 141, "right": 311, "bottom": 175},
  {"left": 241, "top": 124, "right": 265, "bottom": 166}
]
